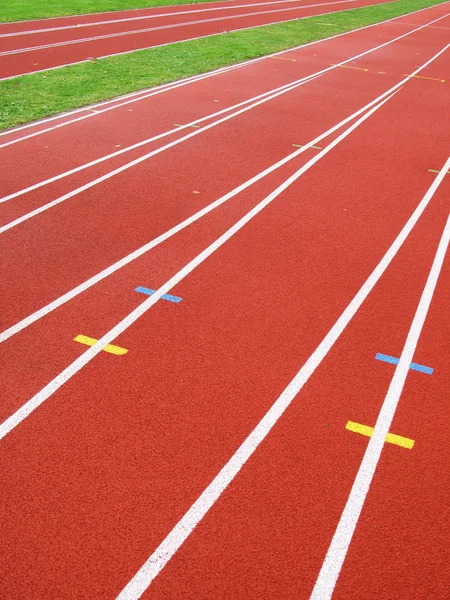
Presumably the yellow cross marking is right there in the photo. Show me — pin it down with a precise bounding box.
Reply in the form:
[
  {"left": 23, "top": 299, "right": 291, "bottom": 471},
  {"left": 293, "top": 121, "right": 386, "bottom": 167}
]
[
  {"left": 404, "top": 74, "right": 445, "bottom": 82},
  {"left": 173, "top": 123, "right": 200, "bottom": 129},
  {"left": 271, "top": 56, "right": 297, "bottom": 62},
  {"left": 331, "top": 63, "right": 368, "bottom": 71},
  {"left": 346, "top": 421, "right": 414, "bottom": 449},
  {"left": 74, "top": 334, "right": 128, "bottom": 356}
]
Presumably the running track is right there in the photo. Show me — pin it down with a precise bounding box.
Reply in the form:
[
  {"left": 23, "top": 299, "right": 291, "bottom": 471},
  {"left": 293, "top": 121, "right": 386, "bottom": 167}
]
[
  {"left": 0, "top": 2, "right": 449, "bottom": 599},
  {"left": 0, "top": 0, "right": 391, "bottom": 79}
]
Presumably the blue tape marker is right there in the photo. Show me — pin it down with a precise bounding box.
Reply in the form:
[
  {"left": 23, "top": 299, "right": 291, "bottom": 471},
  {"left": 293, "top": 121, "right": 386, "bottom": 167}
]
[
  {"left": 375, "top": 353, "right": 433, "bottom": 375},
  {"left": 135, "top": 286, "right": 182, "bottom": 303}
]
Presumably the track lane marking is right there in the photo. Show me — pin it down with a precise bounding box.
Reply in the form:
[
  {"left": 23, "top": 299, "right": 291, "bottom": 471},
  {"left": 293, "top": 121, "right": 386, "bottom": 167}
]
[
  {"left": 311, "top": 212, "right": 450, "bottom": 599},
  {"left": 114, "top": 159, "right": 450, "bottom": 600},
  {"left": 293, "top": 143, "right": 322, "bottom": 149},
  {"left": 271, "top": 56, "right": 297, "bottom": 62},
  {"left": 375, "top": 352, "right": 433, "bottom": 374},
  {"left": 135, "top": 287, "right": 183, "bottom": 303},
  {"left": 331, "top": 63, "right": 368, "bottom": 71},
  {"left": 346, "top": 421, "right": 414, "bottom": 449},
  {"left": 403, "top": 73, "right": 445, "bottom": 82},
  {"left": 73, "top": 334, "right": 128, "bottom": 355},
  {"left": 0, "top": 92, "right": 396, "bottom": 441}
]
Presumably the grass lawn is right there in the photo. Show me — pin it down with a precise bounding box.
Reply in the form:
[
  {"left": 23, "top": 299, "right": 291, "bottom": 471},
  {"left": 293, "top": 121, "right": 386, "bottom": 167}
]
[
  {"left": 0, "top": 0, "right": 445, "bottom": 131},
  {"left": 0, "top": 0, "right": 221, "bottom": 23}
]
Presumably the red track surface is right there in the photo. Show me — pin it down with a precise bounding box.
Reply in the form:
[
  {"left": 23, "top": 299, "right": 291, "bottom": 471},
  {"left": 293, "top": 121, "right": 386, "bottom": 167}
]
[
  {"left": 0, "top": 0, "right": 391, "bottom": 79},
  {"left": 0, "top": 3, "right": 449, "bottom": 599}
]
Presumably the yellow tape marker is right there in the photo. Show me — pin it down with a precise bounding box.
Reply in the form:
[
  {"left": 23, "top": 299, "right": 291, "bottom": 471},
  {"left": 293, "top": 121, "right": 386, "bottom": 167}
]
[
  {"left": 331, "top": 64, "right": 368, "bottom": 72},
  {"left": 173, "top": 123, "right": 200, "bottom": 129},
  {"left": 428, "top": 169, "right": 450, "bottom": 175},
  {"left": 346, "top": 421, "right": 414, "bottom": 449},
  {"left": 403, "top": 74, "right": 445, "bottom": 82},
  {"left": 293, "top": 143, "right": 322, "bottom": 150},
  {"left": 271, "top": 56, "right": 296, "bottom": 62},
  {"left": 74, "top": 334, "right": 128, "bottom": 356}
]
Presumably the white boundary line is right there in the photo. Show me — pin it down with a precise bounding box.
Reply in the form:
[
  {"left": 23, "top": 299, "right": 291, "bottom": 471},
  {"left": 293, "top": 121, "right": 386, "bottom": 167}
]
[
  {"left": 0, "top": 1, "right": 446, "bottom": 138},
  {"left": 0, "top": 0, "right": 359, "bottom": 56},
  {"left": 113, "top": 162, "right": 450, "bottom": 600},
  {"left": 310, "top": 209, "right": 450, "bottom": 600},
  {"left": 1, "top": 39, "right": 449, "bottom": 341},
  {"left": 0, "top": 0, "right": 347, "bottom": 38},
  {"left": 2, "top": 20, "right": 448, "bottom": 229},
  {"left": 0, "top": 91, "right": 396, "bottom": 442}
]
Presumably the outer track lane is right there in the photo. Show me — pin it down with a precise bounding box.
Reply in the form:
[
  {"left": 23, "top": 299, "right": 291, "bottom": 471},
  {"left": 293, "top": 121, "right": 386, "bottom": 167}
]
[
  {"left": 0, "top": 55, "right": 448, "bottom": 599},
  {"left": 0, "top": 0, "right": 394, "bottom": 79},
  {"left": 331, "top": 234, "right": 450, "bottom": 599}
]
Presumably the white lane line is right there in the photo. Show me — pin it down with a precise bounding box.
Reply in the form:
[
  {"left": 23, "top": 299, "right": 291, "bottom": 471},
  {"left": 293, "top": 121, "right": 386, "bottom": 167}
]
[
  {"left": 0, "top": 2, "right": 445, "bottom": 141},
  {"left": 0, "top": 0, "right": 343, "bottom": 38},
  {"left": 0, "top": 63, "right": 243, "bottom": 150},
  {"left": 2, "top": 24, "right": 448, "bottom": 229},
  {"left": 0, "top": 0, "right": 358, "bottom": 57},
  {"left": 114, "top": 163, "right": 450, "bottom": 600},
  {"left": 310, "top": 210, "right": 450, "bottom": 600},
  {"left": 0, "top": 91, "right": 394, "bottom": 441},
  {"left": 0, "top": 82, "right": 406, "bottom": 343},
  {"left": 0, "top": 74, "right": 320, "bottom": 232}
]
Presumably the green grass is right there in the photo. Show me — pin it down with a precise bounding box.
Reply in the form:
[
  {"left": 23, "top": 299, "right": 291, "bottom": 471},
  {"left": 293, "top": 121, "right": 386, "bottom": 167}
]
[
  {"left": 0, "top": 0, "right": 445, "bottom": 131},
  {"left": 0, "top": 0, "right": 222, "bottom": 23}
]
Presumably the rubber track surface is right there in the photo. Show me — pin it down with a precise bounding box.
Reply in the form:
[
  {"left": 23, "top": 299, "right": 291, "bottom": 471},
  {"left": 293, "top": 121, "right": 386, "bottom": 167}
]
[{"left": 0, "top": 3, "right": 449, "bottom": 599}]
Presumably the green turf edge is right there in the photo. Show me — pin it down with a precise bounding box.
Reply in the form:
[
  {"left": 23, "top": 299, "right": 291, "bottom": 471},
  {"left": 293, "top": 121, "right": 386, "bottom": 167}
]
[
  {"left": 0, "top": 0, "right": 446, "bottom": 131},
  {"left": 0, "top": 0, "right": 229, "bottom": 24}
]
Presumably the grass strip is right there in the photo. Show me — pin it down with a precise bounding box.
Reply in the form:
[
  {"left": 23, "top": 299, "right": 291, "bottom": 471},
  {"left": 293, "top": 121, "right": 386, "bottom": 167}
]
[
  {"left": 0, "top": 0, "right": 446, "bottom": 131},
  {"left": 0, "top": 0, "right": 223, "bottom": 24}
]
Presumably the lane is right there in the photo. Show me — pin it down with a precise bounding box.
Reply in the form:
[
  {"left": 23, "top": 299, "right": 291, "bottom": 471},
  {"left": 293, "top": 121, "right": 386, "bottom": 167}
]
[
  {"left": 311, "top": 212, "right": 450, "bottom": 600},
  {"left": 0, "top": 35, "right": 448, "bottom": 597},
  {"left": 0, "top": 0, "right": 391, "bottom": 79},
  {"left": 331, "top": 243, "right": 450, "bottom": 600}
]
